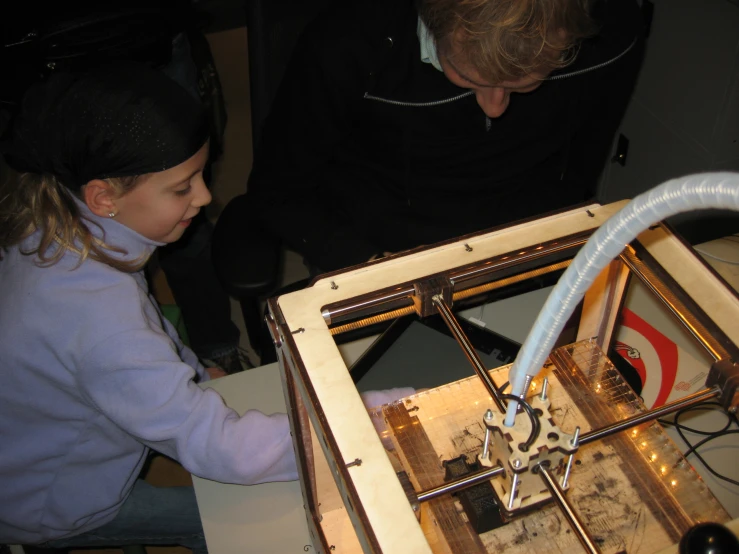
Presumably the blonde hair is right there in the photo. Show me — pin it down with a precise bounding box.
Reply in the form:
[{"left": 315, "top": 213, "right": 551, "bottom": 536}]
[
  {"left": 418, "top": 0, "right": 596, "bottom": 83},
  {"left": 0, "top": 169, "right": 144, "bottom": 272}
]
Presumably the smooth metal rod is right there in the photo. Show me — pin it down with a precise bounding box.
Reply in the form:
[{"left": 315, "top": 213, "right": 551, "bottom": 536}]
[
  {"left": 321, "top": 286, "right": 416, "bottom": 325},
  {"left": 432, "top": 295, "right": 507, "bottom": 412},
  {"left": 538, "top": 465, "right": 601, "bottom": 554},
  {"left": 450, "top": 235, "right": 588, "bottom": 284},
  {"left": 579, "top": 387, "right": 720, "bottom": 446},
  {"left": 507, "top": 473, "right": 519, "bottom": 510},
  {"left": 321, "top": 235, "right": 588, "bottom": 326},
  {"left": 619, "top": 250, "right": 724, "bottom": 361},
  {"left": 416, "top": 465, "right": 505, "bottom": 504}
]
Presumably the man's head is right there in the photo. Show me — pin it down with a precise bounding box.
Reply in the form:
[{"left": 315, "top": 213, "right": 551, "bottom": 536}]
[{"left": 418, "top": 0, "right": 596, "bottom": 117}]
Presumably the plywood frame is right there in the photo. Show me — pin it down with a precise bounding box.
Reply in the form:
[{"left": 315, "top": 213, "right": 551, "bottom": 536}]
[{"left": 268, "top": 200, "right": 739, "bottom": 553}]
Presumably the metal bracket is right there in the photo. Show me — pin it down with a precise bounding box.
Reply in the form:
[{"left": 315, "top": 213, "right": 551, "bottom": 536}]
[
  {"left": 706, "top": 359, "right": 739, "bottom": 411},
  {"left": 265, "top": 312, "right": 282, "bottom": 347},
  {"left": 413, "top": 276, "right": 453, "bottom": 318}
]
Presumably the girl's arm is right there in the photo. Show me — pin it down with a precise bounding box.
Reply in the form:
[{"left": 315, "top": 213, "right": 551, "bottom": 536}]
[
  {"left": 156, "top": 299, "right": 209, "bottom": 382},
  {"left": 77, "top": 326, "right": 414, "bottom": 485},
  {"left": 77, "top": 327, "right": 297, "bottom": 484}
]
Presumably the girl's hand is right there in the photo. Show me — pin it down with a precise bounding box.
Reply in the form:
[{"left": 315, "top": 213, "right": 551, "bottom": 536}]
[{"left": 205, "top": 366, "right": 228, "bottom": 380}]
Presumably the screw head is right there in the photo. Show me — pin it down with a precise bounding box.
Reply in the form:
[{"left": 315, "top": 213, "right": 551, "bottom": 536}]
[
  {"left": 513, "top": 458, "right": 522, "bottom": 469},
  {"left": 484, "top": 409, "right": 494, "bottom": 421}
]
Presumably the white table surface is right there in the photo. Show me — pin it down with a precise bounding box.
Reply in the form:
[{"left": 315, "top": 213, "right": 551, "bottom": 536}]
[
  {"left": 194, "top": 363, "right": 313, "bottom": 554},
  {"left": 662, "top": 408, "right": 739, "bottom": 518}
]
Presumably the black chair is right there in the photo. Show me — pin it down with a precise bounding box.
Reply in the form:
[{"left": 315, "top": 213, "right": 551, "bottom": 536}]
[{"left": 211, "top": 0, "right": 329, "bottom": 365}]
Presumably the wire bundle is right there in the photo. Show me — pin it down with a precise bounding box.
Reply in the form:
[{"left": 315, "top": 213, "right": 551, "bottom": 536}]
[{"left": 658, "top": 402, "right": 739, "bottom": 487}]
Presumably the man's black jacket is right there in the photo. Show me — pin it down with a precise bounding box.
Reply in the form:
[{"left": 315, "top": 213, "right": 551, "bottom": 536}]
[{"left": 247, "top": 0, "right": 645, "bottom": 271}]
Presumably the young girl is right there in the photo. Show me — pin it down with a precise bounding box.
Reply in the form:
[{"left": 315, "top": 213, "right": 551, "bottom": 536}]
[{"left": 0, "top": 63, "right": 415, "bottom": 552}]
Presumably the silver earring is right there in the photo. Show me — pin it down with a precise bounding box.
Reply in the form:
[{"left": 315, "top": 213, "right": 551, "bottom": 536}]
[{"left": 108, "top": 212, "right": 117, "bottom": 218}]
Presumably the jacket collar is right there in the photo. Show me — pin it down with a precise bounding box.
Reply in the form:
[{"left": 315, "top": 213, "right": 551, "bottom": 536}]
[{"left": 72, "top": 195, "right": 163, "bottom": 266}]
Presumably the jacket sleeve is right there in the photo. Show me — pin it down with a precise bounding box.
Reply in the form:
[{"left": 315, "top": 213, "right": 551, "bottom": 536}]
[
  {"left": 156, "top": 300, "right": 209, "bottom": 382},
  {"left": 77, "top": 328, "right": 296, "bottom": 485},
  {"left": 75, "top": 325, "right": 416, "bottom": 485},
  {"left": 246, "top": 6, "right": 382, "bottom": 271}
]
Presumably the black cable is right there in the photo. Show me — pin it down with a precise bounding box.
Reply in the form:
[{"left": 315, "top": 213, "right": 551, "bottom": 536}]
[
  {"left": 500, "top": 393, "right": 541, "bottom": 452},
  {"left": 658, "top": 401, "right": 739, "bottom": 487},
  {"left": 679, "top": 430, "right": 739, "bottom": 487},
  {"left": 658, "top": 402, "right": 732, "bottom": 435}
]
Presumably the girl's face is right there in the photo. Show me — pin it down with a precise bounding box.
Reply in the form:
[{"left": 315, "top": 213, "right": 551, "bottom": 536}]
[{"left": 114, "top": 143, "right": 211, "bottom": 243}]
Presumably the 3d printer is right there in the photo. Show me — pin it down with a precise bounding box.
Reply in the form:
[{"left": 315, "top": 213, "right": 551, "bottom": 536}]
[{"left": 266, "top": 174, "right": 739, "bottom": 553}]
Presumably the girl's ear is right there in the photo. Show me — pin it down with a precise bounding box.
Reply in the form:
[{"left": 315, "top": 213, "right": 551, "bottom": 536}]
[{"left": 82, "top": 179, "right": 118, "bottom": 218}]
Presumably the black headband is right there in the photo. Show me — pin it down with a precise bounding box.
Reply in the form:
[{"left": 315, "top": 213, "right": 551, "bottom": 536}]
[{"left": 3, "top": 62, "right": 209, "bottom": 190}]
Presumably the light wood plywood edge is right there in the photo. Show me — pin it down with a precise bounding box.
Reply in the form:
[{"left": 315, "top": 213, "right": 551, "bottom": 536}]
[
  {"left": 273, "top": 203, "right": 628, "bottom": 552},
  {"left": 638, "top": 226, "right": 739, "bottom": 348}
]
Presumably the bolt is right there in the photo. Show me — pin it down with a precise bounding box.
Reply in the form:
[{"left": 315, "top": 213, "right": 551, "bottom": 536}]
[
  {"left": 482, "top": 428, "right": 492, "bottom": 460},
  {"left": 540, "top": 377, "right": 549, "bottom": 401},
  {"left": 570, "top": 426, "right": 581, "bottom": 448},
  {"left": 561, "top": 454, "right": 575, "bottom": 489},
  {"left": 508, "top": 473, "right": 520, "bottom": 510},
  {"left": 521, "top": 375, "right": 533, "bottom": 400},
  {"left": 512, "top": 458, "right": 522, "bottom": 469},
  {"left": 481, "top": 410, "right": 495, "bottom": 460}
]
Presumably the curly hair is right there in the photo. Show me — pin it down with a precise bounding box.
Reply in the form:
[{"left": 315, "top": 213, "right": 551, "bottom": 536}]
[
  {"left": 418, "top": 0, "right": 597, "bottom": 83},
  {"left": 0, "top": 169, "right": 145, "bottom": 272}
]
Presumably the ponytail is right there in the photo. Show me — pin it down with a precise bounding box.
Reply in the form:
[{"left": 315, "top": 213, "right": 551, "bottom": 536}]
[{"left": 0, "top": 170, "right": 144, "bottom": 272}]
